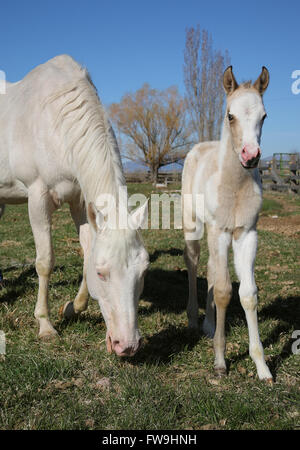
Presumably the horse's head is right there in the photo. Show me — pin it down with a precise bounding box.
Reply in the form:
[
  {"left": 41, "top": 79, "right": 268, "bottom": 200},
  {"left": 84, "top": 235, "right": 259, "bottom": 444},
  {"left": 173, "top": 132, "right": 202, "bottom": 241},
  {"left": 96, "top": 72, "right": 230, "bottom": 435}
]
[
  {"left": 81, "top": 201, "right": 149, "bottom": 357},
  {"left": 223, "top": 66, "right": 269, "bottom": 169}
]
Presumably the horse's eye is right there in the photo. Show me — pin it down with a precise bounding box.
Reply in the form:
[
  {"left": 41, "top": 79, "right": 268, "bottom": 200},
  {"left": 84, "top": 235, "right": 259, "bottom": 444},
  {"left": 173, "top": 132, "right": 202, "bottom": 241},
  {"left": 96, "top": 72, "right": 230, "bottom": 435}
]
[
  {"left": 228, "top": 113, "right": 234, "bottom": 122},
  {"left": 97, "top": 271, "right": 108, "bottom": 282}
]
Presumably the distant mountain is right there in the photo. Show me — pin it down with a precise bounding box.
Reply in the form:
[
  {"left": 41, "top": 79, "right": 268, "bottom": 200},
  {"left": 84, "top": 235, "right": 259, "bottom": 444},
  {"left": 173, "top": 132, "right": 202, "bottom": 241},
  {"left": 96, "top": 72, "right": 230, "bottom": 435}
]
[
  {"left": 261, "top": 152, "right": 299, "bottom": 163},
  {"left": 122, "top": 159, "right": 183, "bottom": 173}
]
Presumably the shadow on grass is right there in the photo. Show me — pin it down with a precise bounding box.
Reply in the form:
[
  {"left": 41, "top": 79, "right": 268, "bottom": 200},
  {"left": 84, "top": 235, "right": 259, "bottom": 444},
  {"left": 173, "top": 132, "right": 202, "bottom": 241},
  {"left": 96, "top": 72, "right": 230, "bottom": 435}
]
[
  {"left": 224, "top": 294, "right": 300, "bottom": 380},
  {"left": 141, "top": 267, "right": 206, "bottom": 315},
  {"left": 129, "top": 324, "right": 203, "bottom": 366},
  {"left": 260, "top": 295, "right": 300, "bottom": 378},
  {"left": 56, "top": 310, "right": 105, "bottom": 334},
  {"left": 140, "top": 268, "right": 299, "bottom": 377},
  {"left": 149, "top": 247, "right": 183, "bottom": 263},
  {"left": 0, "top": 265, "right": 36, "bottom": 304}
]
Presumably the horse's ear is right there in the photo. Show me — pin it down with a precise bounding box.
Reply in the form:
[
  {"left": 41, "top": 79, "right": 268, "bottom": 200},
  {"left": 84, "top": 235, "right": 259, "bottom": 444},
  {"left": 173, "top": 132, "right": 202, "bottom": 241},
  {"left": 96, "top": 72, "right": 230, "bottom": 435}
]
[
  {"left": 223, "top": 66, "right": 239, "bottom": 95},
  {"left": 87, "top": 202, "right": 105, "bottom": 232},
  {"left": 129, "top": 200, "right": 148, "bottom": 230},
  {"left": 253, "top": 66, "right": 269, "bottom": 95}
]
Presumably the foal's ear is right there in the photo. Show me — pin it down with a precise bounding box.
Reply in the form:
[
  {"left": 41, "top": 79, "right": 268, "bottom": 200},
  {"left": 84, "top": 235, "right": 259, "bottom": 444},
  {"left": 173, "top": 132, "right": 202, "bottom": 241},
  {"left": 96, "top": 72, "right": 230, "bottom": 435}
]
[
  {"left": 87, "top": 202, "right": 105, "bottom": 232},
  {"left": 223, "top": 66, "right": 239, "bottom": 95},
  {"left": 253, "top": 66, "right": 269, "bottom": 95}
]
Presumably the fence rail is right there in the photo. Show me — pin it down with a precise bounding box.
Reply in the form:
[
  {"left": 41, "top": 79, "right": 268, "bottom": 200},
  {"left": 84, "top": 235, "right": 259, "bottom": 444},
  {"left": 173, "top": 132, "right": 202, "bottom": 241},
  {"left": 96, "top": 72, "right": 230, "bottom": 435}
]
[
  {"left": 259, "top": 153, "right": 300, "bottom": 194},
  {"left": 125, "top": 153, "right": 300, "bottom": 194}
]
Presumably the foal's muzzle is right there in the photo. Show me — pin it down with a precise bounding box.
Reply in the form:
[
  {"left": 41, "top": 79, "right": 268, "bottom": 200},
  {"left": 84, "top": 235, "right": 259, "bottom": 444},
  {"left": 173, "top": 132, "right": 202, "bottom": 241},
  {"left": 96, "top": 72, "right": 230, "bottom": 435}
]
[{"left": 240, "top": 146, "right": 261, "bottom": 169}]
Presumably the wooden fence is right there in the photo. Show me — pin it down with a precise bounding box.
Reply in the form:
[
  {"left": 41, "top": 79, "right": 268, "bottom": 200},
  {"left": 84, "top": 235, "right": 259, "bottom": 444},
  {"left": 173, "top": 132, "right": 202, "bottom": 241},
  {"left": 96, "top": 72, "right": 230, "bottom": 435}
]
[
  {"left": 125, "top": 153, "right": 300, "bottom": 194},
  {"left": 125, "top": 171, "right": 181, "bottom": 185},
  {"left": 259, "top": 153, "right": 300, "bottom": 194}
]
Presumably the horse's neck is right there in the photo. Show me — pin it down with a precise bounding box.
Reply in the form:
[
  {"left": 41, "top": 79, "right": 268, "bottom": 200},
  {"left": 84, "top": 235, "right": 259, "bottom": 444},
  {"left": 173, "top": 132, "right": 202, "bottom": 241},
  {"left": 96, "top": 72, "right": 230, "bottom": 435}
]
[{"left": 77, "top": 129, "right": 126, "bottom": 208}]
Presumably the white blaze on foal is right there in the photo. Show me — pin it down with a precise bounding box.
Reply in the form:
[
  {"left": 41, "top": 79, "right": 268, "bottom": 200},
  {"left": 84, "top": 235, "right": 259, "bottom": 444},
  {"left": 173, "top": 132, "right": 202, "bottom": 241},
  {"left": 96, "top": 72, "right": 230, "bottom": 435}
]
[
  {"left": 182, "top": 66, "right": 273, "bottom": 381},
  {"left": 0, "top": 55, "right": 149, "bottom": 357}
]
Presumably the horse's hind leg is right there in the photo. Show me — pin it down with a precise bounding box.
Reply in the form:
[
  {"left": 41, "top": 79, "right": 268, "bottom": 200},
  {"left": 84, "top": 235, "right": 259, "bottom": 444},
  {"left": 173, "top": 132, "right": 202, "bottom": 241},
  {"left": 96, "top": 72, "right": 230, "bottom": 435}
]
[
  {"left": 60, "top": 201, "right": 89, "bottom": 319},
  {"left": 184, "top": 238, "right": 200, "bottom": 329},
  {"left": 28, "top": 182, "right": 57, "bottom": 339}
]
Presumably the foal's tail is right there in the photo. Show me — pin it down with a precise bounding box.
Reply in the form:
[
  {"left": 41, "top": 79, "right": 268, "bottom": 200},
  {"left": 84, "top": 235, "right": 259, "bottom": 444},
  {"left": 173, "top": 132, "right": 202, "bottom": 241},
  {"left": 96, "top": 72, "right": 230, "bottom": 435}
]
[{"left": 0, "top": 204, "right": 5, "bottom": 219}]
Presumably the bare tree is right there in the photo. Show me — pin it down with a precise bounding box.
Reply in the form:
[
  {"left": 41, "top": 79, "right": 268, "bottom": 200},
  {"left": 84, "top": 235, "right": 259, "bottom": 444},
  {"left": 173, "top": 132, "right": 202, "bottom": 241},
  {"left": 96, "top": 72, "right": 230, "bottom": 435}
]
[
  {"left": 183, "top": 25, "right": 230, "bottom": 142},
  {"left": 109, "top": 84, "right": 192, "bottom": 184}
]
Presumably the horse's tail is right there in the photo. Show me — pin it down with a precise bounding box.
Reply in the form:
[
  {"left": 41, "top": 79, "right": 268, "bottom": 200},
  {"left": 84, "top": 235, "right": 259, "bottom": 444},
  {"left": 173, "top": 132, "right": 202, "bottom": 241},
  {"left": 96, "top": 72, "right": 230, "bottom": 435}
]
[{"left": 0, "top": 204, "right": 5, "bottom": 219}]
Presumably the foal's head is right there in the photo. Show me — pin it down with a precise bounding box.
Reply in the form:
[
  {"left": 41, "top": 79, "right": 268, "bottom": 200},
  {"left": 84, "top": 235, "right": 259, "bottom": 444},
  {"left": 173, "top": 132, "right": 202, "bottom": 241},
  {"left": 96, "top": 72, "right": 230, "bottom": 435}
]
[{"left": 223, "top": 66, "right": 269, "bottom": 169}]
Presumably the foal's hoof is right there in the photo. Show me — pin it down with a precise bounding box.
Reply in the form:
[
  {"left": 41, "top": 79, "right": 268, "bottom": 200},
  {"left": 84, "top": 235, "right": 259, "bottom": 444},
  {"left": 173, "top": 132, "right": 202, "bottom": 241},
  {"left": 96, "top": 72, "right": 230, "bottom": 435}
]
[
  {"left": 214, "top": 367, "right": 227, "bottom": 378},
  {"left": 59, "top": 301, "right": 78, "bottom": 320},
  {"left": 263, "top": 377, "right": 274, "bottom": 386}
]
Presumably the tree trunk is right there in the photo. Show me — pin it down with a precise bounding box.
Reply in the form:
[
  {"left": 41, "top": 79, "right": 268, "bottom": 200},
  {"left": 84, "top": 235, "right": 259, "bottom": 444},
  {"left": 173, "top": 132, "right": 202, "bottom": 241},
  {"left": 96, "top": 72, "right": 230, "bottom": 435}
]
[{"left": 150, "top": 165, "right": 159, "bottom": 185}]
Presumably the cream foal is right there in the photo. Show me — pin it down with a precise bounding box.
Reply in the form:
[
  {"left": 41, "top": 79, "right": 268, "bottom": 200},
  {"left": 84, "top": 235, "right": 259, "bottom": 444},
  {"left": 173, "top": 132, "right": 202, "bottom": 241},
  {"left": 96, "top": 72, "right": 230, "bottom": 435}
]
[{"left": 182, "top": 66, "right": 273, "bottom": 381}]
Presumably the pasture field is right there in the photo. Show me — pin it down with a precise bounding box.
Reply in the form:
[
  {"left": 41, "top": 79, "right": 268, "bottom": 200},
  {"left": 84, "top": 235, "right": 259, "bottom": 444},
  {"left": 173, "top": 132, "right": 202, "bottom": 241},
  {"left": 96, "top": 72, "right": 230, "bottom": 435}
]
[{"left": 0, "top": 183, "right": 299, "bottom": 430}]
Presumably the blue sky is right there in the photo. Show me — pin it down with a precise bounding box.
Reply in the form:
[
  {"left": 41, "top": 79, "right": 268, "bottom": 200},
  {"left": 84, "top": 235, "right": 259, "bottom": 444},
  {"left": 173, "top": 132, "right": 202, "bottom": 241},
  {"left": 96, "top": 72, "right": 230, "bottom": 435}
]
[{"left": 1, "top": 0, "right": 299, "bottom": 158}]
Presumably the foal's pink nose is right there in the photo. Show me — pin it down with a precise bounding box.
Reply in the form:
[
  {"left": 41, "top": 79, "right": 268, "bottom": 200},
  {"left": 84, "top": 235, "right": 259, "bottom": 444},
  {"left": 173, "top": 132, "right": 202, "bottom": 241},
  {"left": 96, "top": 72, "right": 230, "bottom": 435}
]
[{"left": 241, "top": 145, "right": 261, "bottom": 163}]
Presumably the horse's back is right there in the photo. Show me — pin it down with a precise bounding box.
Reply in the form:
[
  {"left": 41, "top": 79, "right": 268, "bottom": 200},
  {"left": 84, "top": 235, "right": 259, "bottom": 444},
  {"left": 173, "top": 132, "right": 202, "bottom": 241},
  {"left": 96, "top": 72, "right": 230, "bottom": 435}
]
[{"left": 0, "top": 55, "right": 88, "bottom": 203}]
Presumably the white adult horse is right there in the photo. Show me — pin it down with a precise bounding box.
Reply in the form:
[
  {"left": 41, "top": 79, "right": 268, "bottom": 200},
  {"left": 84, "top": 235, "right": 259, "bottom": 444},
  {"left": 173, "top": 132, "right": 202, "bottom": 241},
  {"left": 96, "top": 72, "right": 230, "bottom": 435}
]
[
  {"left": 0, "top": 55, "right": 149, "bottom": 357},
  {"left": 182, "top": 66, "right": 273, "bottom": 381}
]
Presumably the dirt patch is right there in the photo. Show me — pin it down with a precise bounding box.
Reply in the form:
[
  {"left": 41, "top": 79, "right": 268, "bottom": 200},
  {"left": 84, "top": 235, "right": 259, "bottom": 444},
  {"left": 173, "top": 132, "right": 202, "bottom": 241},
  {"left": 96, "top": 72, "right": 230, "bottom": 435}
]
[{"left": 258, "top": 214, "right": 300, "bottom": 238}]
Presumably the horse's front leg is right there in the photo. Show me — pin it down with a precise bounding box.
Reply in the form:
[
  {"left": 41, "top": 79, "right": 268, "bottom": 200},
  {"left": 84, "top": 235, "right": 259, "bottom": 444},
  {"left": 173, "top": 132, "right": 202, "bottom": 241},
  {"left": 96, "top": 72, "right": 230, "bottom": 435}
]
[
  {"left": 233, "top": 229, "right": 273, "bottom": 381},
  {"left": 60, "top": 201, "right": 89, "bottom": 319},
  {"left": 28, "top": 182, "right": 57, "bottom": 339},
  {"left": 208, "top": 228, "right": 232, "bottom": 376}
]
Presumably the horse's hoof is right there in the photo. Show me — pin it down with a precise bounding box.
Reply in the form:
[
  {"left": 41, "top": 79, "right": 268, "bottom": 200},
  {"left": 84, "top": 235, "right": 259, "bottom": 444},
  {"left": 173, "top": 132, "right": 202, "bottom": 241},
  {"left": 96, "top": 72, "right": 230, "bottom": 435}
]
[
  {"left": 59, "top": 301, "right": 78, "bottom": 320},
  {"left": 263, "top": 377, "right": 274, "bottom": 385},
  {"left": 214, "top": 367, "right": 227, "bottom": 378},
  {"left": 39, "top": 330, "right": 59, "bottom": 341}
]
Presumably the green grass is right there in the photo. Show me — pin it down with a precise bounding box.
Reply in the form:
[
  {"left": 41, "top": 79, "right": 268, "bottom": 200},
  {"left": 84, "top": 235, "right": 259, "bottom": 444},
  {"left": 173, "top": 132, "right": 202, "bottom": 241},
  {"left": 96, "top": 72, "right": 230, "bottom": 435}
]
[
  {"left": 261, "top": 198, "right": 283, "bottom": 216},
  {"left": 0, "top": 185, "right": 299, "bottom": 430}
]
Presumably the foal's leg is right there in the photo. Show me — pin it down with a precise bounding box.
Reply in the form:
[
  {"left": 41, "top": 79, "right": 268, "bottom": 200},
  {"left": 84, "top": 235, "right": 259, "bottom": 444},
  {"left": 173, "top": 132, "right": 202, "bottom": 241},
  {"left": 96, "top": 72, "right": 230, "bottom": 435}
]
[
  {"left": 184, "top": 238, "right": 200, "bottom": 329},
  {"left": 233, "top": 229, "right": 272, "bottom": 381},
  {"left": 203, "top": 225, "right": 216, "bottom": 337},
  {"left": 28, "top": 182, "right": 57, "bottom": 338},
  {"left": 60, "top": 201, "right": 89, "bottom": 319},
  {"left": 208, "top": 227, "right": 232, "bottom": 376}
]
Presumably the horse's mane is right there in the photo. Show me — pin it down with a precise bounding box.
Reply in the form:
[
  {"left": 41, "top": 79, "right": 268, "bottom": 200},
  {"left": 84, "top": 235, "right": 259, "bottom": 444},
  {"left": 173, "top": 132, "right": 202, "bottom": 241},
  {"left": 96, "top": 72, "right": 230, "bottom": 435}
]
[{"left": 45, "top": 63, "right": 125, "bottom": 205}]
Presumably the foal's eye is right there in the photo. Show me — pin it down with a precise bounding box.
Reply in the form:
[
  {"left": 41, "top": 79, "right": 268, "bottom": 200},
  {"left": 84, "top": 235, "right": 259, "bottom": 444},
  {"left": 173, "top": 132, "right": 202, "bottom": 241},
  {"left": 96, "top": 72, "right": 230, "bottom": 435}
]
[{"left": 228, "top": 113, "right": 234, "bottom": 122}]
